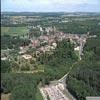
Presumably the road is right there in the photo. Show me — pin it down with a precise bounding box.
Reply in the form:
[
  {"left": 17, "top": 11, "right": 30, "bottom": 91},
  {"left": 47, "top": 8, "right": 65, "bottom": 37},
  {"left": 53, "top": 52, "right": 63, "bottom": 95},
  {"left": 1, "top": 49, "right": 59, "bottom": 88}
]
[
  {"left": 79, "top": 38, "right": 86, "bottom": 60},
  {"left": 58, "top": 61, "right": 78, "bottom": 84}
]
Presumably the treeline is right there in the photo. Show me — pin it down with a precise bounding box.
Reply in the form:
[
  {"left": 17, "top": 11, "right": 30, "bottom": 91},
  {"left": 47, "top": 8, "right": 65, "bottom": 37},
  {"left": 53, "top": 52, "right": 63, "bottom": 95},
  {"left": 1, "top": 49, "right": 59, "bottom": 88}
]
[
  {"left": 66, "top": 37, "right": 100, "bottom": 100},
  {"left": 1, "top": 12, "right": 63, "bottom": 17}
]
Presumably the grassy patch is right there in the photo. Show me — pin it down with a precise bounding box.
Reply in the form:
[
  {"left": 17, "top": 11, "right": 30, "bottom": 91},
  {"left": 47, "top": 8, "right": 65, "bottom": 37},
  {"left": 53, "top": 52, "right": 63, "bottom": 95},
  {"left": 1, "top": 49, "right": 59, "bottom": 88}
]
[
  {"left": 75, "top": 50, "right": 80, "bottom": 59},
  {"left": 1, "top": 27, "right": 28, "bottom": 36},
  {"left": 36, "top": 88, "right": 44, "bottom": 100}
]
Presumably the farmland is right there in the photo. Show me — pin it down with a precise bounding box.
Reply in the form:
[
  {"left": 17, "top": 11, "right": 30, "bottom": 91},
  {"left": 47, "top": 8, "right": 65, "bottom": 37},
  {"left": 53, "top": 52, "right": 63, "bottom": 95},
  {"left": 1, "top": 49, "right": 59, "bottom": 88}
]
[
  {"left": 1, "top": 93, "right": 11, "bottom": 100},
  {"left": 1, "top": 27, "right": 28, "bottom": 36}
]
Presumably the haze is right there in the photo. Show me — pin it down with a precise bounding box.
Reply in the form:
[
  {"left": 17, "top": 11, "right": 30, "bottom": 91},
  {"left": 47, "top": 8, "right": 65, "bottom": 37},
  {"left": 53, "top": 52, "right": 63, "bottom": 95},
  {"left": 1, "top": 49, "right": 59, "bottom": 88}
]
[{"left": 1, "top": 0, "right": 100, "bottom": 12}]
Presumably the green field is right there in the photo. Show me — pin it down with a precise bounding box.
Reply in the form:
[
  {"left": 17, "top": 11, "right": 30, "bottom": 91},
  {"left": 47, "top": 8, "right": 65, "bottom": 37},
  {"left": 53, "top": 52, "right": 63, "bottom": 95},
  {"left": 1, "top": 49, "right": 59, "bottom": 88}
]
[
  {"left": 36, "top": 88, "right": 44, "bottom": 100},
  {"left": 1, "top": 27, "right": 28, "bottom": 36}
]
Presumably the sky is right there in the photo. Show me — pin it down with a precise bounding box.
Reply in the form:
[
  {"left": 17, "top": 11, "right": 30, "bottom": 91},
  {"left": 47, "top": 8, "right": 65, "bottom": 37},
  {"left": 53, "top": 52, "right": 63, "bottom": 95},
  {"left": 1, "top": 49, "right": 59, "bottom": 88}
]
[{"left": 1, "top": 0, "right": 100, "bottom": 12}]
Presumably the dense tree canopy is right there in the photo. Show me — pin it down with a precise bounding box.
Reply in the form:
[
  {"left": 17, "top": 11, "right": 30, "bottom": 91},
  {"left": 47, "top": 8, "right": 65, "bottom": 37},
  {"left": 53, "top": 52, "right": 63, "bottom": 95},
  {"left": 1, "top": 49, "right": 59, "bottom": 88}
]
[
  {"left": 10, "top": 84, "right": 36, "bottom": 100},
  {"left": 1, "top": 60, "right": 11, "bottom": 73},
  {"left": 1, "top": 35, "right": 30, "bottom": 49},
  {"left": 66, "top": 38, "right": 100, "bottom": 100}
]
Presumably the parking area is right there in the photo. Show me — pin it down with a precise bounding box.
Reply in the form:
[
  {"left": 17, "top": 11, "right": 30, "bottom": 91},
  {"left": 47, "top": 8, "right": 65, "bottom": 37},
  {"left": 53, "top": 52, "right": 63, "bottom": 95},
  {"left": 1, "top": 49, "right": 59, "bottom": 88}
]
[{"left": 40, "top": 84, "right": 70, "bottom": 100}]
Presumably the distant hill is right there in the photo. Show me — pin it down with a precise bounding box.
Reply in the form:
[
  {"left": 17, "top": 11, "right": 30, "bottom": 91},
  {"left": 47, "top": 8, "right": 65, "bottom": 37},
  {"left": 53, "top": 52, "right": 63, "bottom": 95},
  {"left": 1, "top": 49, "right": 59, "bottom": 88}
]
[{"left": 1, "top": 12, "right": 100, "bottom": 16}]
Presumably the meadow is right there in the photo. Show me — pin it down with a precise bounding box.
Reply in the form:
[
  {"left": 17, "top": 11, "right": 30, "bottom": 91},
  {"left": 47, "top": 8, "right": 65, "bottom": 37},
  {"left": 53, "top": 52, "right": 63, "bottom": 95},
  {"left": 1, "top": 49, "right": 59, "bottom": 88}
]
[{"left": 1, "top": 27, "right": 28, "bottom": 36}]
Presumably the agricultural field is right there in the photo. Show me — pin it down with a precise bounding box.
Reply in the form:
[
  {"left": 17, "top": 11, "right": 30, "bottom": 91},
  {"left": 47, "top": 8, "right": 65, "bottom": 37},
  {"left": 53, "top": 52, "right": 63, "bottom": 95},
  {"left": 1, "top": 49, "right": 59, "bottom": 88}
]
[
  {"left": 1, "top": 93, "right": 11, "bottom": 100},
  {"left": 1, "top": 27, "right": 28, "bottom": 36}
]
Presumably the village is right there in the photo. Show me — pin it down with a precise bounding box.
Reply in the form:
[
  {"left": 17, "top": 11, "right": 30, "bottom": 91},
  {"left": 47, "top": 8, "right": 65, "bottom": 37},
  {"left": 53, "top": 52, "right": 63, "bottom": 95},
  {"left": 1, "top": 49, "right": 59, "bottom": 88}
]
[
  {"left": 18, "top": 26, "right": 89, "bottom": 59},
  {"left": 1, "top": 25, "right": 91, "bottom": 63}
]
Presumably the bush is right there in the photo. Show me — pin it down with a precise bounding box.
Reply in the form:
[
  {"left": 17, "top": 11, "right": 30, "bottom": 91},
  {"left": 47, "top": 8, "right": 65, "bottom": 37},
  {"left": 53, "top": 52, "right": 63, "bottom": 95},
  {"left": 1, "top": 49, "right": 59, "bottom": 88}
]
[{"left": 1, "top": 60, "right": 11, "bottom": 73}]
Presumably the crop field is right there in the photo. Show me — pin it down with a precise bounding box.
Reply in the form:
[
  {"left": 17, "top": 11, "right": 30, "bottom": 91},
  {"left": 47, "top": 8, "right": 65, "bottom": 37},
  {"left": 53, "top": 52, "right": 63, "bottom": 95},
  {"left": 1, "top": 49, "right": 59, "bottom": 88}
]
[
  {"left": 1, "top": 93, "right": 11, "bottom": 100},
  {"left": 1, "top": 27, "right": 28, "bottom": 36}
]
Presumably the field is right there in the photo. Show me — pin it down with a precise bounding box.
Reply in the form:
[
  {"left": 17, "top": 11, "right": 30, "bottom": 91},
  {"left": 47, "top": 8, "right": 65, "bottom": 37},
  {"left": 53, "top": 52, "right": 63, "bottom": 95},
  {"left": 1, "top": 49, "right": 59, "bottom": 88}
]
[
  {"left": 1, "top": 89, "right": 43, "bottom": 100},
  {"left": 36, "top": 88, "right": 44, "bottom": 100},
  {"left": 1, "top": 27, "right": 28, "bottom": 36},
  {"left": 1, "top": 93, "right": 11, "bottom": 100}
]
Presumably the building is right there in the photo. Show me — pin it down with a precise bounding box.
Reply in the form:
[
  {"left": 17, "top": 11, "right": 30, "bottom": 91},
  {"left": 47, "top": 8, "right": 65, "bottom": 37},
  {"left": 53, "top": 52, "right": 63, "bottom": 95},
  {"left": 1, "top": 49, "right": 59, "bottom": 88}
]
[{"left": 22, "top": 54, "right": 32, "bottom": 60}]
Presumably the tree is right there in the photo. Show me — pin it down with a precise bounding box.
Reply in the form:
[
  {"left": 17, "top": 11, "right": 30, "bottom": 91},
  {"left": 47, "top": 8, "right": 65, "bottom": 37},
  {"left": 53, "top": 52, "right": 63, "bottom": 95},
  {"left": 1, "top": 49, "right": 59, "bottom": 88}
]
[
  {"left": 1, "top": 60, "right": 11, "bottom": 73},
  {"left": 10, "top": 84, "right": 36, "bottom": 100},
  {"left": 66, "top": 38, "right": 100, "bottom": 99}
]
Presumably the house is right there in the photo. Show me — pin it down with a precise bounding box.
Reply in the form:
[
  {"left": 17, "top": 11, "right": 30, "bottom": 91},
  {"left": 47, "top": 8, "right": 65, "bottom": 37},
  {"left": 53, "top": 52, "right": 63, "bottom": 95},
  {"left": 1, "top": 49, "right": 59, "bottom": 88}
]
[
  {"left": 19, "top": 46, "right": 27, "bottom": 54},
  {"left": 52, "top": 42, "right": 57, "bottom": 48},
  {"left": 31, "top": 40, "right": 40, "bottom": 47},
  {"left": 1, "top": 57, "right": 7, "bottom": 61},
  {"left": 74, "top": 46, "right": 80, "bottom": 51},
  {"left": 22, "top": 54, "right": 32, "bottom": 60}
]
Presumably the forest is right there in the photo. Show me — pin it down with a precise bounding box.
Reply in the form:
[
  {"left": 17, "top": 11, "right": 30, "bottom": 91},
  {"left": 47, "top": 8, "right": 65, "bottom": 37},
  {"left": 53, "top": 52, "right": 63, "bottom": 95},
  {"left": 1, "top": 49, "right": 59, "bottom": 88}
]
[
  {"left": 66, "top": 37, "right": 100, "bottom": 100},
  {"left": 1, "top": 73, "right": 44, "bottom": 100},
  {"left": 54, "top": 18, "right": 100, "bottom": 36}
]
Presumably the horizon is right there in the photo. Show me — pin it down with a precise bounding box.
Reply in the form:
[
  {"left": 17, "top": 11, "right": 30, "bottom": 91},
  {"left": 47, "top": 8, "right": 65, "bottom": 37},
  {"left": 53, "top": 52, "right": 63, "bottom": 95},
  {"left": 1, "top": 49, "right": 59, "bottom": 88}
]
[{"left": 1, "top": 11, "right": 100, "bottom": 13}]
